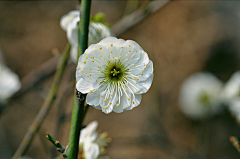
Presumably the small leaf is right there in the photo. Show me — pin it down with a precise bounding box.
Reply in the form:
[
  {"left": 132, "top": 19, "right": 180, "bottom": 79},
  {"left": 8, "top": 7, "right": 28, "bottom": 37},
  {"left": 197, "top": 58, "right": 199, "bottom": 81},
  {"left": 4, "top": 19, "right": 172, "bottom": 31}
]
[{"left": 93, "top": 12, "right": 106, "bottom": 22}]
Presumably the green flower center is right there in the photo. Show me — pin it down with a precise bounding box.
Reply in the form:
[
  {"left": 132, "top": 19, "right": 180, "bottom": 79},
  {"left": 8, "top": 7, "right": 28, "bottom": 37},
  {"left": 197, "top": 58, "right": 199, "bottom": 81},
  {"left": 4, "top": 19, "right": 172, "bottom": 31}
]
[
  {"left": 103, "top": 61, "right": 127, "bottom": 82},
  {"left": 111, "top": 69, "right": 120, "bottom": 76},
  {"left": 199, "top": 92, "right": 210, "bottom": 105}
]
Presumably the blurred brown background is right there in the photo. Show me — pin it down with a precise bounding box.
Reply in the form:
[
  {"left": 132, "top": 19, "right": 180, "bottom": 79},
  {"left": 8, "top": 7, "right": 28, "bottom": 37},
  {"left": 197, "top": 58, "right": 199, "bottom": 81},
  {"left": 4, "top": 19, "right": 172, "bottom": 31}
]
[{"left": 1, "top": 0, "right": 240, "bottom": 159}]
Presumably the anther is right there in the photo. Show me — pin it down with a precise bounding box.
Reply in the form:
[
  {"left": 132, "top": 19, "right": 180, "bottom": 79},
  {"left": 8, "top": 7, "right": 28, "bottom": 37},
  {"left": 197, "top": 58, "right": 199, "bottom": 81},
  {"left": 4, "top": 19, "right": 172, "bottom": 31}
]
[
  {"left": 116, "top": 104, "right": 119, "bottom": 107},
  {"left": 85, "top": 56, "right": 88, "bottom": 59},
  {"left": 90, "top": 90, "right": 93, "bottom": 93},
  {"left": 84, "top": 61, "right": 86, "bottom": 64},
  {"left": 105, "top": 106, "right": 108, "bottom": 109}
]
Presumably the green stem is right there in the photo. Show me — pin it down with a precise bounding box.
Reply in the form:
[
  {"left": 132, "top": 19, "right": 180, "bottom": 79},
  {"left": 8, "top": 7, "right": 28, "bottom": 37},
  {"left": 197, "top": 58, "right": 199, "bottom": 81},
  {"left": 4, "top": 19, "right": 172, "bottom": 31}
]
[
  {"left": 46, "top": 133, "right": 65, "bottom": 155},
  {"left": 67, "top": 0, "right": 91, "bottom": 159},
  {"left": 12, "top": 43, "right": 71, "bottom": 159}
]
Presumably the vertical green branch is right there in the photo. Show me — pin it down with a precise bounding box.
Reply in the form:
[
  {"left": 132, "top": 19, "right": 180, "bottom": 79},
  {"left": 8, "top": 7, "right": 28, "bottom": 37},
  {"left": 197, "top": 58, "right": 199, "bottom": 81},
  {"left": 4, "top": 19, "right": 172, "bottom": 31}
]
[{"left": 67, "top": 0, "right": 91, "bottom": 159}]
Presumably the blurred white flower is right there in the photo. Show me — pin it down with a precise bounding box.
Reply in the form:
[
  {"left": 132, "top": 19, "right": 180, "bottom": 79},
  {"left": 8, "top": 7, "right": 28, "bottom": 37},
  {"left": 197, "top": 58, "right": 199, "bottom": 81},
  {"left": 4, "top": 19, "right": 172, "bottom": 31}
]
[
  {"left": 179, "top": 72, "right": 223, "bottom": 119},
  {"left": 0, "top": 64, "right": 21, "bottom": 103},
  {"left": 221, "top": 71, "right": 240, "bottom": 122},
  {"left": 79, "top": 121, "right": 111, "bottom": 159},
  {"left": 60, "top": 10, "right": 114, "bottom": 63},
  {"left": 76, "top": 37, "right": 154, "bottom": 114},
  {"left": 60, "top": 10, "right": 79, "bottom": 31}
]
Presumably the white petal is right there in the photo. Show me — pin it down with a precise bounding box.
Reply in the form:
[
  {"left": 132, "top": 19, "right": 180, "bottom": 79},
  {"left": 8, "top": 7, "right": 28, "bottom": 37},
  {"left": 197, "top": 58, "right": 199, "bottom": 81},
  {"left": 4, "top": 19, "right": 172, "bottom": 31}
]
[
  {"left": 138, "top": 74, "right": 154, "bottom": 93},
  {"left": 124, "top": 94, "right": 142, "bottom": 111},
  {"left": 70, "top": 45, "right": 78, "bottom": 64},
  {"left": 66, "top": 17, "right": 79, "bottom": 46},
  {"left": 124, "top": 40, "right": 142, "bottom": 50},
  {"left": 80, "top": 121, "right": 98, "bottom": 144},
  {"left": 113, "top": 103, "right": 124, "bottom": 113},
  {"left": 0, "top": 65, "right": 21, "bottom": 102},
  {"left": 222, "top": 71, "right": 240, "bottom": 102},
  {"left": 86, "top": 85, "right": 107, "bottom": 106},
  {"left": 138, "top": 60, "right": 153, "bottom": 81},
  {"left": 84, "top": 142, "right": 100, "bottom": 159},
  {"left": 134, "top": 50, "right": 150, "bottom": 67},
  {"left": 120, "top": 93, "right": 131, "bottom": 110},
  {"left": 76, "top": 78, "right": 100, "bottom": 94},
  {"left": 60, "top": 10, "right": 80, "bottom": 31}
]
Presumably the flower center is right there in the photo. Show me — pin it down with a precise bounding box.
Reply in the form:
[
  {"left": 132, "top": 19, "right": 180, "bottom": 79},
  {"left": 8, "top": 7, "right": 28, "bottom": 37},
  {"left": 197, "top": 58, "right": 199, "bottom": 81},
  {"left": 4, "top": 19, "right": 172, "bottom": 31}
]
[
  {"left": 103, "top": 61, "right": 127, "bottom": 82},
  {"left": 111, "top": 69, "right": 120, "bottom": 76},
  {"left": 199, "top": 92, "right": 210, "bottom": 105}
]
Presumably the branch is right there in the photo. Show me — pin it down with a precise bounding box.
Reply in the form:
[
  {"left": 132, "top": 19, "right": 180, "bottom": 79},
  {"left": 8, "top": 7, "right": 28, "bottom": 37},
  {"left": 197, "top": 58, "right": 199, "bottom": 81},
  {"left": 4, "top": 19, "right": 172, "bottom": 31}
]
[
  {"left": 46, "top": 133, "right": 66, "bottom": 156},
  {"left": 112, "top": 0, "right": 169, "bottom": 36},
  {"left": 66, "top": 0, "right": 91, "bottom": 158},
  {"left": 230, "top": 136, "right": 240, "bottom": 153},
  {"left": 12, "top": 43, "right": 71, "bottom": 159}
]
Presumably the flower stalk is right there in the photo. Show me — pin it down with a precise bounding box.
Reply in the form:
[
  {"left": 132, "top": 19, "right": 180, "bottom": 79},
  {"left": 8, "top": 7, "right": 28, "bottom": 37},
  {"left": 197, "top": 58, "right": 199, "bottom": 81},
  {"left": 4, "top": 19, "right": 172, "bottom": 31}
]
[
  {"left": 12, "top": 43, "right": 71, "bottom": 159},
  {"left": 66, "top": 0, "right": 91, "bottom": 158}
]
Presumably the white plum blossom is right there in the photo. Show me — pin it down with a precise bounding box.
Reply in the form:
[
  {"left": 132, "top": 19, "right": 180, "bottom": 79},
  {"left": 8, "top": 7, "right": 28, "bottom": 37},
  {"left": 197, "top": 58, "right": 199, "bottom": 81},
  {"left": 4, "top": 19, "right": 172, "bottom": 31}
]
[
  {"left": 0, "top": 64, "right": 21, "bottom": 103},
  {"left": 221, "top": 71, "right": 240, "bottom": 122},
  {"left": 60, "top": 10, "right": 113, "bottom": 63},
  {"left": 179, "top": 72, "right": 223, "bottom": 119},
  {"left": 60, "top": 10, "right": 79, "bottom": 31},
  {"left": 76, "top": 37, "right": 153, "bottom": 114},
  {"left": 79, "top": 121, "right": 111, "bottom": 159}
]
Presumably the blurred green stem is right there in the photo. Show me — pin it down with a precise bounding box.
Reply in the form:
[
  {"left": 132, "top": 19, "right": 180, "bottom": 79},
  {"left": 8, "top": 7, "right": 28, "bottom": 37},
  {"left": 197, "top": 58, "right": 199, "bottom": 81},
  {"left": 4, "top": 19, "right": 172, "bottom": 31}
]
[
  {"left": 12, "top": 43, "right": 71, "bottom": 159},
  {"left": 66, "top": 0, "right": 91, "bottom": 159}
]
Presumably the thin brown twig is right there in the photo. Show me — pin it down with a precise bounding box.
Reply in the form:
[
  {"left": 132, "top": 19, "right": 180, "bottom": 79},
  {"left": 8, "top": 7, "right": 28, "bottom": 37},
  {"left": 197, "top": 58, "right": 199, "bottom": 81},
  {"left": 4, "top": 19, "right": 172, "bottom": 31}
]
[
  {"left": 12, "top": 43, "right": 71, "bottom": 159},
  {"left": 112, "top": 0, "right": 169, "bottom": 36}
]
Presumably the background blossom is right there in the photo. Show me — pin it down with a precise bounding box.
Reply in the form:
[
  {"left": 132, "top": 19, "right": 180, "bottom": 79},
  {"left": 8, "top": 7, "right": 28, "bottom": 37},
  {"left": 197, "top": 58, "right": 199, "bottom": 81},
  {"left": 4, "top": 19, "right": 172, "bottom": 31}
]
[
  {"left": 179, "top": 72, "right": 223, "bottom": 119},
  {"left": 0, "top": 64, "right": 21, "bottom": 103},
  {"left": 222, "top": 71, "right": 240, "bottom": 122},
  {"left": 60, "top": 10, "right": 114, "bottom": 63},
  {"left": 79, "top": 121, "right": 111, "bottom": 159}
]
